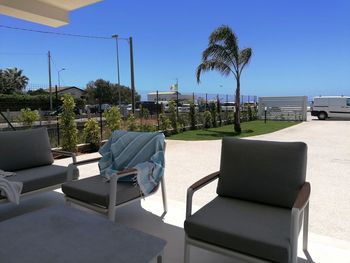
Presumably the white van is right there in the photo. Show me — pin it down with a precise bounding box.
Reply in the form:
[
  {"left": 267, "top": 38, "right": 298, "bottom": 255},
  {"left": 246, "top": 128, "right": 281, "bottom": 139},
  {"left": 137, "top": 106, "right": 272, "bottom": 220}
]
[{"left": 311, "top": 96, "right": 350, "bottom": 120}]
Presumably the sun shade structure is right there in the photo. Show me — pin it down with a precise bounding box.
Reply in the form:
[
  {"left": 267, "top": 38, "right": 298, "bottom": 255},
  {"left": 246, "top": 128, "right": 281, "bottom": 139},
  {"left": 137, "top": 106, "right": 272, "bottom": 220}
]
[{"left": 0, "top": 0, "right": 102, "bottom": 27}]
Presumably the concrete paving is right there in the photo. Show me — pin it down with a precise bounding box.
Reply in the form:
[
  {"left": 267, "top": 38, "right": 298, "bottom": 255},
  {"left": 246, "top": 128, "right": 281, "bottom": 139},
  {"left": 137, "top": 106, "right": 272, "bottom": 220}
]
[{"left": 1, "top": 114, "right": 350, "bottom": 262}]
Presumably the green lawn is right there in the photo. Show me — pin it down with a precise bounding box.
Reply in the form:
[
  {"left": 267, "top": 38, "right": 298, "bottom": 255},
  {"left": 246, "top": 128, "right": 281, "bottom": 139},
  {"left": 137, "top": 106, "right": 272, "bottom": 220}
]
[{"left": 168, "top": 120, "right": 301, "bottom": 140}]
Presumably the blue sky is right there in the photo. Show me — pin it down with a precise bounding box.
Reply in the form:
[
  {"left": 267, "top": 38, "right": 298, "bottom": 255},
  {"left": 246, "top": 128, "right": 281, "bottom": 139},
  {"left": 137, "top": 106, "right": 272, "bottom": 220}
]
[{"left": 0, "top": 0, "right": 349, "bottom": 98}]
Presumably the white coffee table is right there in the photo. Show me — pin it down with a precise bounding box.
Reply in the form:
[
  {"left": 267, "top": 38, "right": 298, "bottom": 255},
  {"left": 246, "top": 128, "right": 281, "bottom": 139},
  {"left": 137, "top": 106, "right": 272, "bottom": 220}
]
[{"left": 0, "top": 205, "right": 166, "bottom": 263}]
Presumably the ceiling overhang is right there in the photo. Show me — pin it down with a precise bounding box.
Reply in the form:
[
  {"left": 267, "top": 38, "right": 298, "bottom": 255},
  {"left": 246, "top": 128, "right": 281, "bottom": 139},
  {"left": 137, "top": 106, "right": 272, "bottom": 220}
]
[{"left": 0, "top": 0, "right": 102, "bottom": 27}]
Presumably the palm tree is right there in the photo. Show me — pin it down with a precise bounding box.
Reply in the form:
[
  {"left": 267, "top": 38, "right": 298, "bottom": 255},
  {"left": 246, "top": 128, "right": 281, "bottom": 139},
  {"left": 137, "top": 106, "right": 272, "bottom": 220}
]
[
  {"left": 1, "top": 67, "right": 29, "bottom": 93},
  {"left": 196, "top": 25, "right": 252, "bottom": 133}
]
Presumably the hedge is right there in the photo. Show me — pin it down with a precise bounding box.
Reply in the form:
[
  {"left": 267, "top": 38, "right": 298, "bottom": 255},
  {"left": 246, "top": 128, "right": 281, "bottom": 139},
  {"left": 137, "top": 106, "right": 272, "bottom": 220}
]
[{"left": 0, "top": 94, "right": 85, "bottom": 111}]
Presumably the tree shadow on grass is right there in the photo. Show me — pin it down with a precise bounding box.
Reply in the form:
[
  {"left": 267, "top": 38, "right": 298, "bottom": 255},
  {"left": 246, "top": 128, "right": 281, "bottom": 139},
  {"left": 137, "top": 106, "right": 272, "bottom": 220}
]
[{"left": 196, "top": 129, "right": 254, "bottom": 138}]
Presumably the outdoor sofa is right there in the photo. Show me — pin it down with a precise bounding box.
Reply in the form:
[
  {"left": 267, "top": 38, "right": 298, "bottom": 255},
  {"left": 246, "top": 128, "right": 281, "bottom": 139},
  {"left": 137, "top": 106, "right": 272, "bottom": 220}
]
[{"left": 0, "top": 128, "right": 78, "bottom": 203}]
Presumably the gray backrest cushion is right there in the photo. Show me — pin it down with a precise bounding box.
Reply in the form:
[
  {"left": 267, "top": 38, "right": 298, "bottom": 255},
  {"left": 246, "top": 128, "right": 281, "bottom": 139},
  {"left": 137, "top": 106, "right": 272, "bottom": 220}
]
[
  {"left": 217, "top": 138, "right": 307, "bottom": 208},
  {"left": 0, "top": 128, "right": 53, "bottom": 171}
]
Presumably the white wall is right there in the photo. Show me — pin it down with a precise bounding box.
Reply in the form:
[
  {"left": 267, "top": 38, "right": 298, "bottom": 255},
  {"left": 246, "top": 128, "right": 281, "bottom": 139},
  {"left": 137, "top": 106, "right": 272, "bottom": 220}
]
[{"left": 258, "top": 96, "right": 308, "bottom": 121}]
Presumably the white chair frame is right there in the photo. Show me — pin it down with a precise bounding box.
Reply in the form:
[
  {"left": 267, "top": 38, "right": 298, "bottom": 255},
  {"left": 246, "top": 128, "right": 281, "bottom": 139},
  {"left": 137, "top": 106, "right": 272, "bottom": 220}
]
[
  {"left": 184, "top": 171, "right": 310, "bottom": 263},
  {"left": 65, "top": 157, "right": 168, "bottom": 221}
]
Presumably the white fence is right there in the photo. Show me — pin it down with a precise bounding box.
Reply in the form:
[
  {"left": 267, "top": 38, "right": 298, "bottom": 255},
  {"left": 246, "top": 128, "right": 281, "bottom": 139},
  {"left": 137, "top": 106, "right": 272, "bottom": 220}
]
[{"left": 258, "top": 96, "right": 308, "bottom": 121}]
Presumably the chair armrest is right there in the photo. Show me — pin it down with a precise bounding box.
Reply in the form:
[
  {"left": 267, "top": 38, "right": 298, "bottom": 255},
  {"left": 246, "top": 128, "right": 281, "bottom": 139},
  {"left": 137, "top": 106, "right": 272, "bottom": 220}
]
[
  {"left": 293, "top": 182, "right": 311, "bottom": 210},
  {"left": 186, "top": 171, "right": 220, "bottom": 218},
  {"left": 73, "top": 157, "right": 102, "bottom": 166},
  {"left": 107, "top": 168, "right": 139, "bottom": 210},
  {"left": 52, "top": 149, "right": 76, "bottom": 164},
  {"left": 65, "top": 157, "right": 102, "bottom": 181},
  {"left": 116, "top": 168, "right": 138, "bottom": 179}
]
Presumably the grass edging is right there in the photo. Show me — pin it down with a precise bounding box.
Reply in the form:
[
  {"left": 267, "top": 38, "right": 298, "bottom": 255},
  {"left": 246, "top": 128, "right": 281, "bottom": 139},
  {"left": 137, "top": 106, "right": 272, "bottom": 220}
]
[{"left": 167, "top": 120, "right": 301, "bottom": 141}]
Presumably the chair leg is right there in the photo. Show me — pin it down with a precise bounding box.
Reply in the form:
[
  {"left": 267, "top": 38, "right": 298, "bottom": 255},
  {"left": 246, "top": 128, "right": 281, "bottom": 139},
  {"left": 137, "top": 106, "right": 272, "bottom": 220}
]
[
  {"left": 161, "top": 177, "right": 168, "bottom": 215},
  {"left": 157, "top": 253, "right": 163, "bottom": 263},
  {"left": 303, "top": 203, "right": 309, "bottom": 251},
  {"left": 184, "top": 236, "right": 190, "bottom": 263},
  {"left": 290, "top": 209, "right": 299, "bottom": 263},
  {"left": 108, "top": 206, "right": 116, "bottom": 221}
]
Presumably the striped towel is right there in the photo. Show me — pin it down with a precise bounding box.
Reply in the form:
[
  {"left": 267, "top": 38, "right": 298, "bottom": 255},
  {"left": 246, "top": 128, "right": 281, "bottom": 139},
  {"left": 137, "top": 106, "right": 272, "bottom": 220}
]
[{"left": 98, "top": 131, "right": 165, "bottom": 195}]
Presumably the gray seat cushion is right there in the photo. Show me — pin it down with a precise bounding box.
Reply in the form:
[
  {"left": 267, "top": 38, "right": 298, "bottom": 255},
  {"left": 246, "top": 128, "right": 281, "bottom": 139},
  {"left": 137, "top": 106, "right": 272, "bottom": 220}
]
[
  {"left": 5, "top": 165, "right": 69, "bottom": 194},
  {"left": 217, "top": 138, "right": 307, "bottom": 208},
  {"left": 62, "top": 176, "right": 142, "bottom": 207},
  {"left": 0, "top": 128, "right": 53, "bottom": 171},
  {"left": 184, "top": 196, "right": 292, "bottom": 263}
]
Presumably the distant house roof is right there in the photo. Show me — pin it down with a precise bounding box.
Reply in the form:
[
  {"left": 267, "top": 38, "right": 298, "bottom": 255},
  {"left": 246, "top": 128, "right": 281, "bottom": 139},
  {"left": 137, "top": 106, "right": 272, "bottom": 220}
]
[{"left": 45, "top": 86, "right": 85, "bottom": 93}]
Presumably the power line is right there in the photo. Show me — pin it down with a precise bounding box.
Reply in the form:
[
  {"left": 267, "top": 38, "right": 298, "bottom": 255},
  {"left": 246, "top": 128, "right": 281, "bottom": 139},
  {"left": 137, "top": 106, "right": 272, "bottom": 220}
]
[
  {"left": 0, "top": 24, "right": 112, "bottom": 40},
  {"left": 0, "top": 52, "right": 45, "bottom": 56}
]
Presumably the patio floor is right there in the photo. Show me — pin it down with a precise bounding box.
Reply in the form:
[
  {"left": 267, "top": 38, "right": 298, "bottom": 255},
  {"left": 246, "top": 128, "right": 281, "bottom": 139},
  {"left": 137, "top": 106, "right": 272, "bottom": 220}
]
[{"left": 1, "top": 115, "right": 350, "bottom": 262}]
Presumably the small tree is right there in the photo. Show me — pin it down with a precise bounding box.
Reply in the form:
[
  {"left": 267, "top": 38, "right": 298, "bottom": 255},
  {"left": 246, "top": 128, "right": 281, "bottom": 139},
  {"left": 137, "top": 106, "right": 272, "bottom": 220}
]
[
  {"left": 178, "top": 114, "right": 189, "bottom": 131},
  {"left": 209, "top": 101, "right": 218, "bottom": 127},
  {"left": 189, "top": 103, "right": 198, "bottom": 130},
  {"left": 59, "top": 94, "right": 78, "bottom": 152},
  {"left": 83, "top": 118, "right": 101, "bottom": 151},
  {"left": 17, "top": 108, "right": 39, "bottom": 127},
  {"left": 159, "top": 113, "right": 172, "bottom": 135},
  {"left": 127, "top": 114, "right": 138, "bottom": 131},
  {"left": 103, "top": 106, "right": 122, "bottom": 132},
  {"left": 227, "top": 113, "right": 234, "bottom": 124},
  {"left": 203, "top": 110, "right": 212, "bottom": 128},
  {"left": 140, "top": 107, "right": 153, "bottom": 131},
  {"left": 168, "top": 100, "right": 178, "bottom": 133},
  {"left": 140, "top": 107, "right": 150, "bottom": 121}
]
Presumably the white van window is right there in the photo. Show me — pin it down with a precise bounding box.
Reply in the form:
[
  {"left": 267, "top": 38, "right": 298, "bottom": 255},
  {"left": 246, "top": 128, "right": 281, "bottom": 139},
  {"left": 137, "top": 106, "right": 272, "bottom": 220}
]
[{"left": 347, "top": 99, "right": 350, "bottom": 106}]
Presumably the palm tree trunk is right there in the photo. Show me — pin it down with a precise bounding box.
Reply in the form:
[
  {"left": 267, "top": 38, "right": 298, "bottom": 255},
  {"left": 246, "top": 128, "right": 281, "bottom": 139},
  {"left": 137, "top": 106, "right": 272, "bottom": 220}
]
[{"left": 234, "top": 76, "right": 241, "bottom": 133}]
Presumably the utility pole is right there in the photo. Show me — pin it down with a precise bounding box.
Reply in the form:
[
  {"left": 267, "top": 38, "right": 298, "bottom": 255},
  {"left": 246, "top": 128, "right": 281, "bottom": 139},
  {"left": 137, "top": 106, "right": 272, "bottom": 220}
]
[
  {"left": 129, "top": 37, "right": 136, "bottom": 114},
  {"left": 112, "top": 34, "right": 121, "bottom": 107},
  {"left": 48, "top": 51, "right": 53, "bottom": 110}
]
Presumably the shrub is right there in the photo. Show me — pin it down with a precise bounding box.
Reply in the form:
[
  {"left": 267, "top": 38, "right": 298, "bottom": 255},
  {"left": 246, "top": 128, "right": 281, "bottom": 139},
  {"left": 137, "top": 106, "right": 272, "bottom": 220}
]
[
  {"left": 168, "top": 100, "right": 178, "bottom": 133},
  {"left": 227, "top": 113, "right": 234, "bottom": 124},
  {"left": 83, "top": 118, "right": 101, "bottom": 151},
  {"left": 159, "top": 113, "right": 172, "bottom": 135},
  {"left": 59, "top": 94, "right": 78, "bottom": 152},
  {"left": 0, "top": 93, "right": 85, "bottom": 111},
  {"left": 178, "top": 114, "right": 189, "bottom": 131},
  {"left": 140, "top": 123, "right": 155, "bottom": 132},
  {"left": 189, "top": 103, "right": 198, "bottom": 130},
  {"left": 140, "top": 106, "right": 150, "bottom": 128},
  {"left": 241, "top": 110, "right": 248, "bottom": 122},
  {"left": 127, "top": 114, "right": 138, "bottom": 131},
  {"left": 140, "top": 106, "right": 150, "bottom": 120},
  {"left": 103, "top": 106, "right": 122, "bottom": 132},
  {"left": 217, "top": 101, "right": 222, "bottom": 126},
  {"left": 209, "top": 102, "right": 217, "bottom": 127},
  {"left": 17, "top": 108, "right": 39, "bottom": 127},
  {"left": 203, "top": 110, "right": 212, "bottom": 128}
]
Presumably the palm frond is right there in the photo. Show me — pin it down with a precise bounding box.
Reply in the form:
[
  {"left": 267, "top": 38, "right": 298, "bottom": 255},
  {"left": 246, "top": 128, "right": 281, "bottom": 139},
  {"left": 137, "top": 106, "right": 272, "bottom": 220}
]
[
  {"left": 209, "top": 25, "right": 239, "bottom": 61},
  {"left": 202, "top": 44, "right": 238, "bottom": 71},
  {"left": 196, "top": 60, "right": 234, "bottom": 83},
  {"left": 238, "top": 48, "right": 253, "bottom": 74}
]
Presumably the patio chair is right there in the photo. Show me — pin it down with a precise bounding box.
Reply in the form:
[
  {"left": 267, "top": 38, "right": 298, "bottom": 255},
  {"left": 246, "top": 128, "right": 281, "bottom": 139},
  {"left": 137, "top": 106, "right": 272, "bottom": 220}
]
[
  {"left": 62, "top": 131, "right": 167, "bottom": 221},
  {"left": 0, "top": 128, "right": 77, "bottom": 204},
  {"left": 184, "top": 138, "right": 310, "bottom": 263}
]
